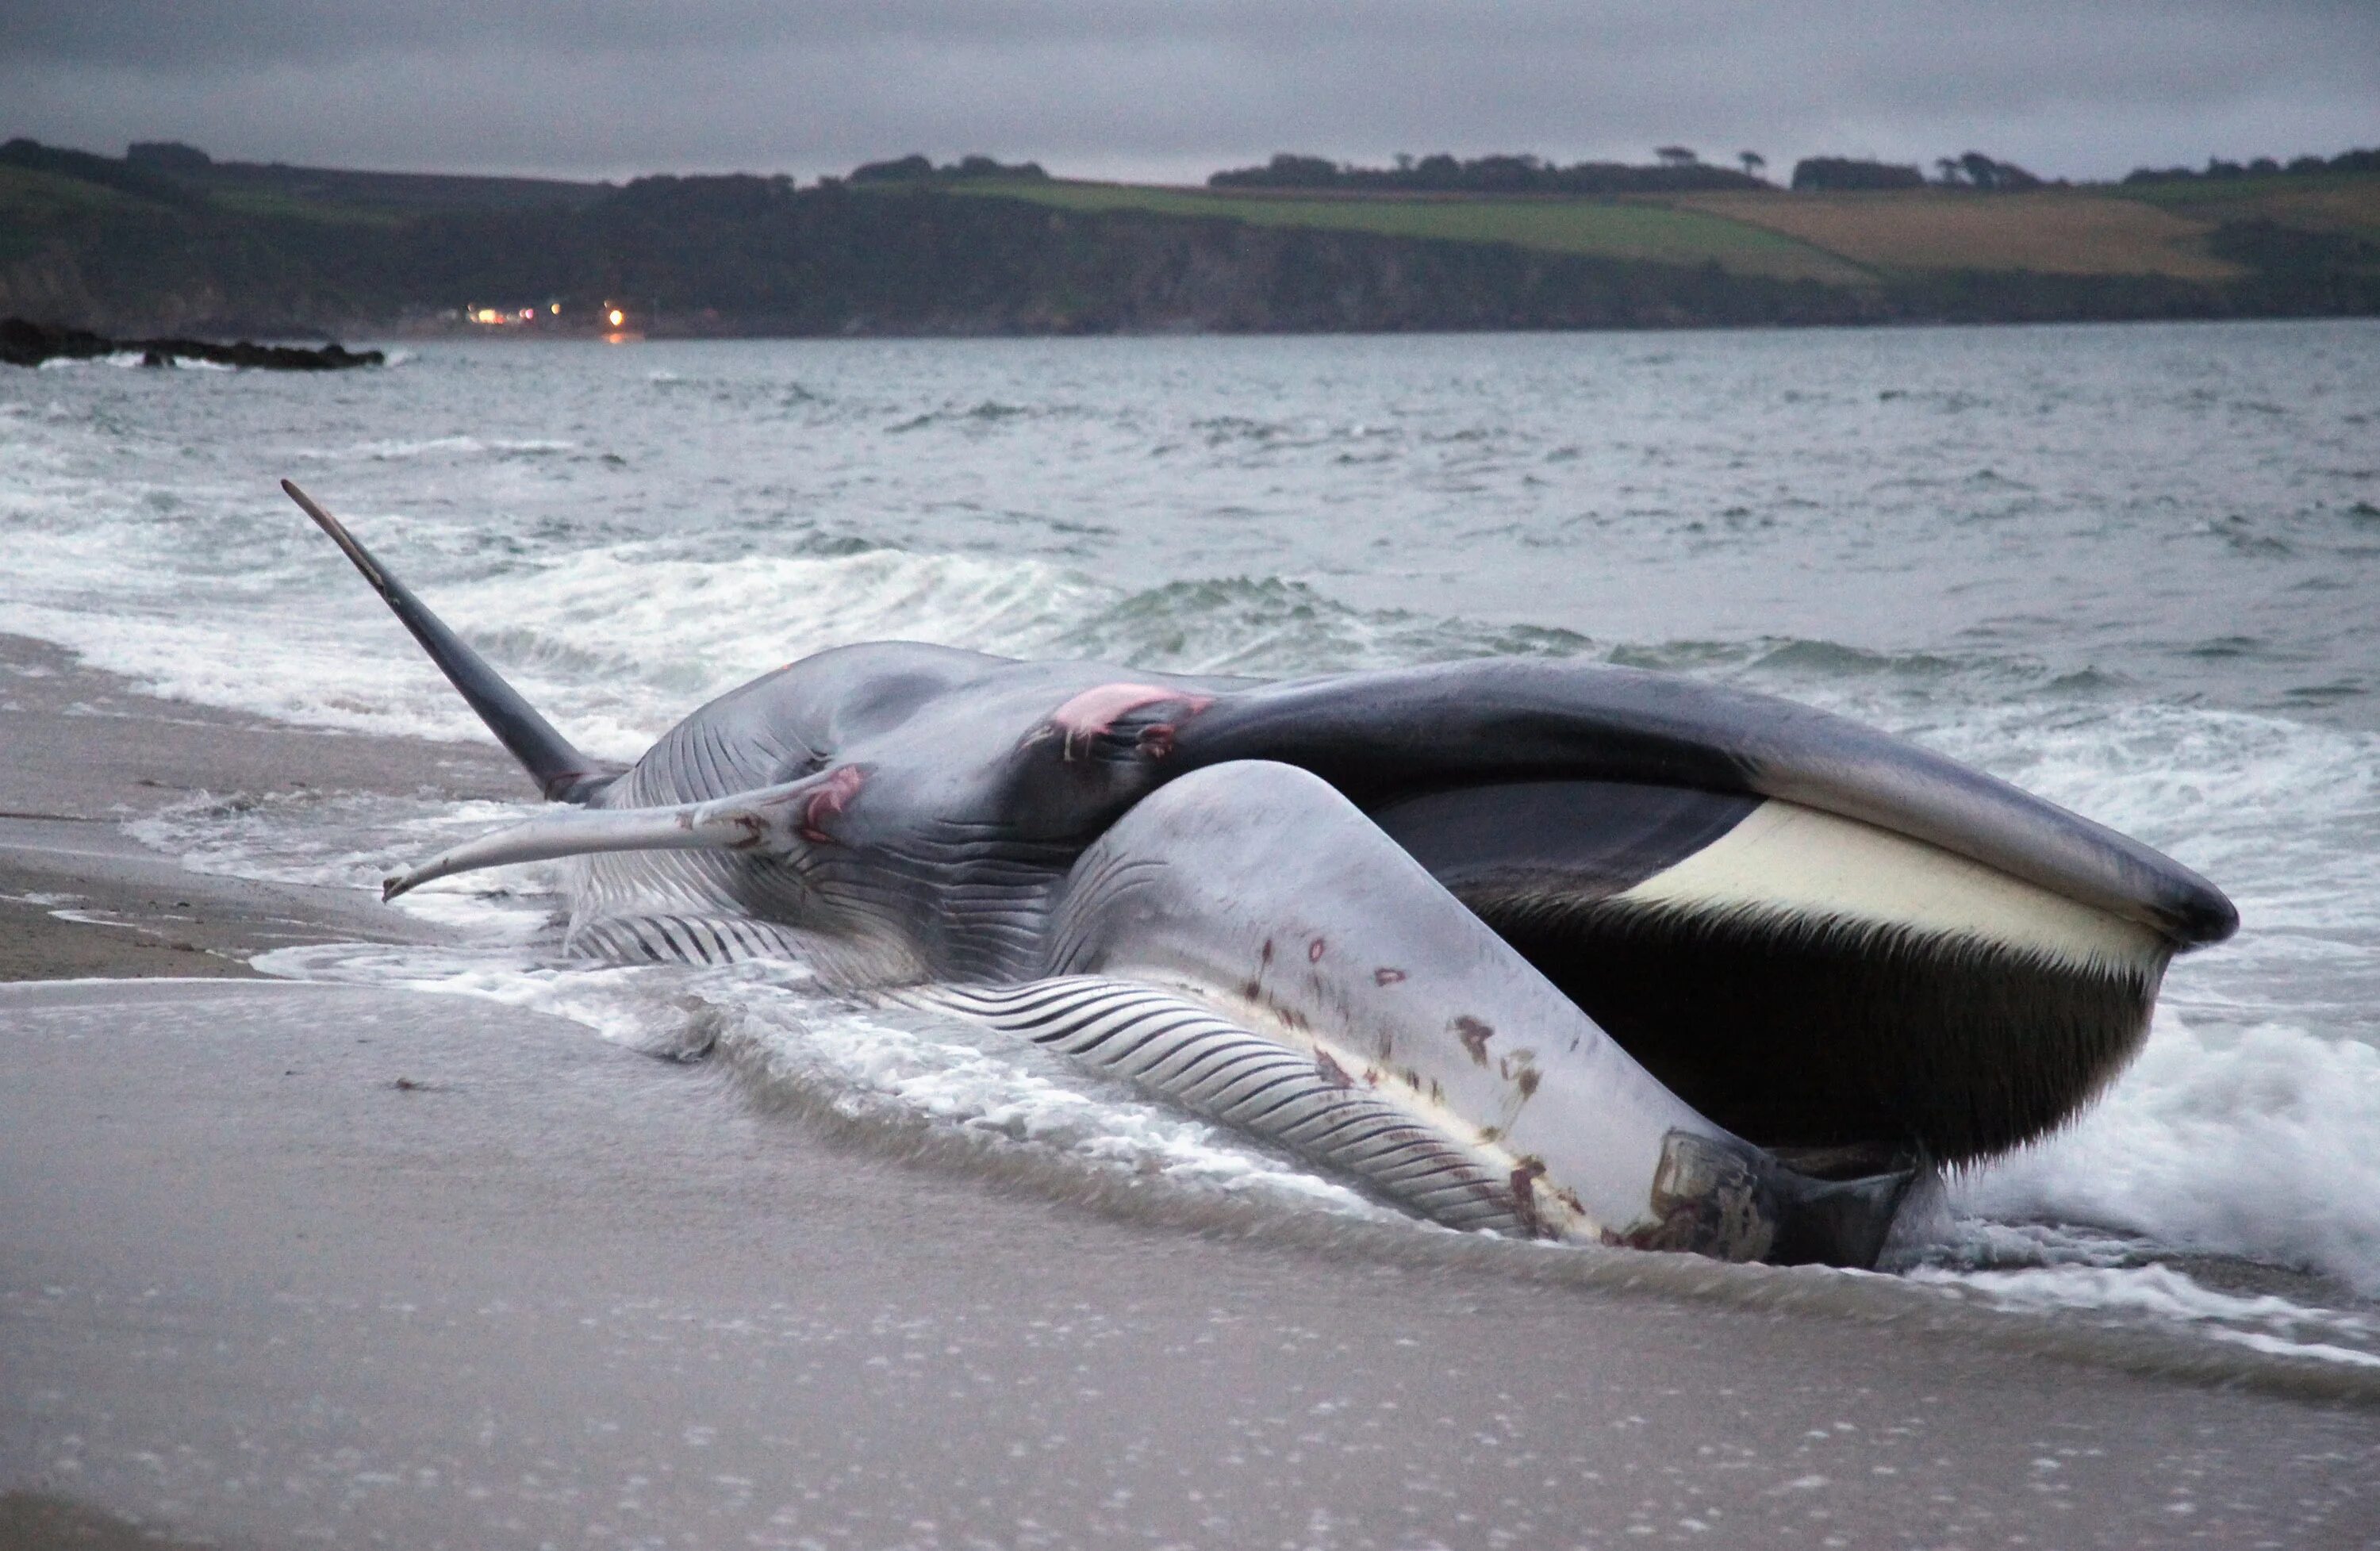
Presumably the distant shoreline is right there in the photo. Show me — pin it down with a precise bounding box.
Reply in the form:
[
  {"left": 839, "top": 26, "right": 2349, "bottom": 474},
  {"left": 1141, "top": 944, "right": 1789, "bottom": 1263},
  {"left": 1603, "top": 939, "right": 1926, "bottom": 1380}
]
[
  {"left": 5, "top": 140, "right": 2374, "bottom": 340},
  {"left": 357, "top": 308, "right": 2380, "bottom": 344}
]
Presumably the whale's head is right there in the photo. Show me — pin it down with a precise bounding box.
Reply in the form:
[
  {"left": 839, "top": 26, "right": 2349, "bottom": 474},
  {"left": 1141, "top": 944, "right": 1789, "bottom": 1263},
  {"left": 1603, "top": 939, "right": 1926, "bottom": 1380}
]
[{"left": 1160, "top": 659, "right": 2235, "bottom": 1166}]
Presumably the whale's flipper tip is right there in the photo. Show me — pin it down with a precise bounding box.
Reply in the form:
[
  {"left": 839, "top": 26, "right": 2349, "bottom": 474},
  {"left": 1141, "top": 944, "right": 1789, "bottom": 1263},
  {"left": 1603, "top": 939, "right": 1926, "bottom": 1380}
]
[{"left": 280, "top": 478, "right": 334, "bottom": 534}]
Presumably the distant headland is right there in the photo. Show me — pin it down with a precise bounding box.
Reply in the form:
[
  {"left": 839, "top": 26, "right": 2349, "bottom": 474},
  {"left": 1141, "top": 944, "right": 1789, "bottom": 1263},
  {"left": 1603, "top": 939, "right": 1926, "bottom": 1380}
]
[{"left": 3, "top": 136, "right": 2374, "bottom": 339}]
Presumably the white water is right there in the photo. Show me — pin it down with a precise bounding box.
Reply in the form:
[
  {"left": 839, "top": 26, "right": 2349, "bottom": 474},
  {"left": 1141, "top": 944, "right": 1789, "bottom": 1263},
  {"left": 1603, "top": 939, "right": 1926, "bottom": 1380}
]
[{"left": 10, "top": 324, "right": 2379, "bottom": 1372}]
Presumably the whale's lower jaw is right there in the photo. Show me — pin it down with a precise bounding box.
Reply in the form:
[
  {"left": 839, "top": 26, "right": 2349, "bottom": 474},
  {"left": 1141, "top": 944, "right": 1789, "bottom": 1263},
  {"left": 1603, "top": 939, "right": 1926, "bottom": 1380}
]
[
  {"left": 911, "top": 977, "right": 1556, "bottom": 1238},
  {"left": 912, "top": 976, "right": 1910, "bottom": 1266}
]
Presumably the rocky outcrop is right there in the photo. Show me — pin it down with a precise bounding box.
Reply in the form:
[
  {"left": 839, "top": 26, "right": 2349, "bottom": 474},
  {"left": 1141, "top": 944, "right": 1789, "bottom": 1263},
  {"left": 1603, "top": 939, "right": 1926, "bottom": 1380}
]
[{"left": 0, "top": 317, "right": 384, "bottom": 369}]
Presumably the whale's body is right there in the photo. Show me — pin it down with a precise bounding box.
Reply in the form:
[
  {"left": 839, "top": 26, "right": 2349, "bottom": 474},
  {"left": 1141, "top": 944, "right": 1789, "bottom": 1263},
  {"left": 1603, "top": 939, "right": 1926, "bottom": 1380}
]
[{"left": 283, "top": 482, "right": 2236, "bottom": 1269}]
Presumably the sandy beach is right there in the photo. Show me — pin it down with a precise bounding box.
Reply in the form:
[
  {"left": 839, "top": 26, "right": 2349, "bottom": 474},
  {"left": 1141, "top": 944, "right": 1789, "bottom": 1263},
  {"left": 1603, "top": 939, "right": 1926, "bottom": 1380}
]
[
  {"left": 3, "top": 630, "right": 2377, "bottom": 1550},
  {"left": 0, "top": 633, "right": 518, "bottom": 985}
]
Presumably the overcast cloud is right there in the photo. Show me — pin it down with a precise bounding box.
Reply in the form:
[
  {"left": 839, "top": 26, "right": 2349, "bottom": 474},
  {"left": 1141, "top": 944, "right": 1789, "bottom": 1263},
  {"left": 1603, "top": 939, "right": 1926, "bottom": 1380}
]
[{"left": 3, "top": 2, "right": 2372, "bottom": 185}]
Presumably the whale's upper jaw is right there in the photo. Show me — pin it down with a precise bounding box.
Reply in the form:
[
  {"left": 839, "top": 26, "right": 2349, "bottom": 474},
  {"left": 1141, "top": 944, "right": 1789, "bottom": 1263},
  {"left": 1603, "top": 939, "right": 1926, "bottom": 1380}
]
[{"left": 1165, "top": 658, "right": 2237, "bottom": 952}]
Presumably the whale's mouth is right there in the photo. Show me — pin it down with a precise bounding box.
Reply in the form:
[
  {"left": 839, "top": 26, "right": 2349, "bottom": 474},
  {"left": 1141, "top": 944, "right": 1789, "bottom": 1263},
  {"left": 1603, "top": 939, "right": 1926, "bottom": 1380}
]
[
  {"left": 1468, "top": 893, "right": 2157, "bottom": 1169},
  {"left": 1375, "top": 780, "right": 2171, "bottom": 1166}
]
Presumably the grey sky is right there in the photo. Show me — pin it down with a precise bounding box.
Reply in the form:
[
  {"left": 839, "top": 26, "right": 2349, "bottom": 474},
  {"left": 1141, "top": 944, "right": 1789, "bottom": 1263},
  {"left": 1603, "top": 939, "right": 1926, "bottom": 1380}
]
[{"left": 3, "top": 2, "right": 2372, "bottom": 185}]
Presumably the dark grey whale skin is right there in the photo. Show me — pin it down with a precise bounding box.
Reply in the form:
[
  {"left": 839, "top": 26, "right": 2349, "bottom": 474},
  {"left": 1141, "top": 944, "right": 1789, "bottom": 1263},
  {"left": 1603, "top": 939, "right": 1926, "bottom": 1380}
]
[
  {"left": 602, "top": 641, "right": 2236, "bottom": 963},
  {"left": 593, "top": 645, "right": 1242, "bottom": 981}
]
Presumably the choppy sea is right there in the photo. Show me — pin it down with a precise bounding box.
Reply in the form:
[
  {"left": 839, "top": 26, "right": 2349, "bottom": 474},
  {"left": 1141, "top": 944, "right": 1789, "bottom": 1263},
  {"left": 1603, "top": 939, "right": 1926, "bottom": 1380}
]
[{"left": 6, "top": 323, "right": 2377, "bottom": 1383}]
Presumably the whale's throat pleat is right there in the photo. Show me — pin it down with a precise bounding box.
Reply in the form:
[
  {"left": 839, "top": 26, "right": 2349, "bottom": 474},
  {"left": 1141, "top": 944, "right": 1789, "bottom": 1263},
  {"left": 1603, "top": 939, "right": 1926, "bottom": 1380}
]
[
  {"left": 915, "top": 977, "right": 1541, "bottom": 1236},
  {"left": 1376, "top": 785, "right": 2169, "bottom": 1164}
]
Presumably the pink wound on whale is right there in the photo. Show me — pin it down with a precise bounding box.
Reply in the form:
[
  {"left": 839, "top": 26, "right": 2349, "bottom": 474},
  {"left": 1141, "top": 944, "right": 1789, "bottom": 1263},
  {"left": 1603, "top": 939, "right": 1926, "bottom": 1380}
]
[
  {"left": 799, "top": 766, "right": 866, "bottom": 843},
  {"left": 1047, "top": 682, "right": 1214, "bottom": 762}
]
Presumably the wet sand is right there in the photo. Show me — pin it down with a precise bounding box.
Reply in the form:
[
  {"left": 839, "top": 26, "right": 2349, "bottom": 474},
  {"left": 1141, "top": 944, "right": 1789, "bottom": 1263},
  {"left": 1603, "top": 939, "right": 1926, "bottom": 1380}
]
[
  {"left": 0, "top": 633, "right": 519, "bottom": 985},
  {"left": 3, "top": 634, "right": 2377, "bottom": 1549}
]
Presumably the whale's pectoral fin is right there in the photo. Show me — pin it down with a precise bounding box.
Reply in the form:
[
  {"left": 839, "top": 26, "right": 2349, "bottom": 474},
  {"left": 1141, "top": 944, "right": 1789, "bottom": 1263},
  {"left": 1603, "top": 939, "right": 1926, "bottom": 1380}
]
[
  {"left": 1029, "top": 758, "right": 1910, "bottom": 1267},
  {"left": 382, "top": 767, "right": 862, "bottom": 900},
  {"left": 282, "top": 479, "right": 622, "bottom": 804}
]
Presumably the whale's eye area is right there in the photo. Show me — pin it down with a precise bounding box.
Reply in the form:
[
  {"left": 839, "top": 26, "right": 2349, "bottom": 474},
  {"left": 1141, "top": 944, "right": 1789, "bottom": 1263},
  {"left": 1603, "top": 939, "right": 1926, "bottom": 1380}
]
[{"left": 774, "top": 750, "right": 830, "bottom": 782}]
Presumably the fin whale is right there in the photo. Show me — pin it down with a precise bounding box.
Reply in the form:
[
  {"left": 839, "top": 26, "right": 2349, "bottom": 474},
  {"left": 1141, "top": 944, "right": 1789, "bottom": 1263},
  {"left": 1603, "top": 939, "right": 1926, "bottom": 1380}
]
[{"left": 282, "top": 480, "right": 2236, "bottom": 1269}]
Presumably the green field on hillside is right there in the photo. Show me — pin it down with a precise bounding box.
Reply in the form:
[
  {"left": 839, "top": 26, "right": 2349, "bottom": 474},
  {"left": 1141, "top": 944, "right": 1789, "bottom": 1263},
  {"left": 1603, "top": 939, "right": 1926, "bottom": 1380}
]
[
  {"left": 206, "top": 187, "right": 405, "bottom": 227},
  {"left": 1679, "top": 189, "right": 2244, "bottom": 280},
  {"left": 949, "top": 179, "right": 1875, "bottom": 284},
  {"left": 947, "top": 171, "right": 2380, "bottom": 283},
  {"left": 2109, "top": 171, "right": 2380, "bottom": 243},
  {"left": 0, "top": 165, "right": 138, "bottom": 261},
  {"left": 0, "top": 163, "right": 136, "bottom": 217},
  {"left": 2109, "top": 170, "right": 2370, "bottom": 209}
]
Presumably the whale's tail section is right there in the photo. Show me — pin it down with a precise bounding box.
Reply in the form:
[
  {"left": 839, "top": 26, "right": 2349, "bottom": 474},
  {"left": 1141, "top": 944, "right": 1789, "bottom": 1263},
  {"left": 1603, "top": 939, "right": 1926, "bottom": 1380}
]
[{"left": 282, "top": 480, "right": 620, "bottom": 804}]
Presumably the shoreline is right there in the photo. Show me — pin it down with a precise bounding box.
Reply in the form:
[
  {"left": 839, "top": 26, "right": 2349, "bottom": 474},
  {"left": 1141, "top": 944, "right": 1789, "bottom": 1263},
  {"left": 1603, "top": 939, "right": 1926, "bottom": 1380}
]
[
  {"left": 0, "top": 632, "right": 519, "bottom": 982},
  {"left": 4, "top": 630, "right": 2378, "bottom": 1545},
  {"left": 382, "top": 311, "right": 2380, "bottom": 342}
]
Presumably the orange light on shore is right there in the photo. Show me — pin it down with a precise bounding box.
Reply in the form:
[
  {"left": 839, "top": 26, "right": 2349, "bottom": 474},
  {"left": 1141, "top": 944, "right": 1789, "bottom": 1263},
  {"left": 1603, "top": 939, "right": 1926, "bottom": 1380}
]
[{"left": 608, "top": 308, "right": 626, "bottom": 328}]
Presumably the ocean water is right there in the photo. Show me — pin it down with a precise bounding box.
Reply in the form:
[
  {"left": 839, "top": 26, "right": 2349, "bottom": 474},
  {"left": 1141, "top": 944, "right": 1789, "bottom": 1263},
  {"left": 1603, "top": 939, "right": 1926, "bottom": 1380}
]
[{"left": 6, "top": 323, "right": 2377, "bottom": 1380}]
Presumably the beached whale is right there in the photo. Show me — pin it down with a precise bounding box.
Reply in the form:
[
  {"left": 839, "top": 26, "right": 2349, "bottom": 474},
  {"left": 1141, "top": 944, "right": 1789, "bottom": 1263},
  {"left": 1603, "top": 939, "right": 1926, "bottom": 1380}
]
[{"left": 282, "top": 480, "right": 2236, "bottom": 1269}]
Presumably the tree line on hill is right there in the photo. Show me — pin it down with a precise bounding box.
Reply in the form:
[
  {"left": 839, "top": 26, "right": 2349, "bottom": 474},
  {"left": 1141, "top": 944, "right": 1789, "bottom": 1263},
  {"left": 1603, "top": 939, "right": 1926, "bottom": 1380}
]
[
  {"left": 1784, "top": 146, "right": 2380, "bottom": 192},
  {"left": 2124, "top": 148, "right": 2380, "bottom": 184},
  {"left": 1213, "top": 144, "right": 2379, "bottom": 197},
  {"left": 846, "top": 155, "right": 1050, "bottom": 184},
  {"left": 1207, "top": 151, "right": 1764, "bottom": 194},
  {"left": 863, "top": 143, "right": 2380, "bottom": 198},
  {"left": 1788, "top": 152, "right": 2043, "bottom": 191},
  {"left": 3, "top": 136, "right": 205, "bottom": 206},
  {"left": 3, "top": 137, "right": 2375, "bottom": 339},
  {"left": 1208, "top": 148, "right": 2063, "bottom": 196}
]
